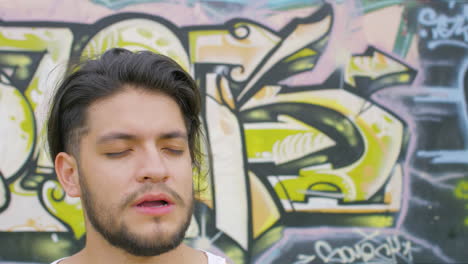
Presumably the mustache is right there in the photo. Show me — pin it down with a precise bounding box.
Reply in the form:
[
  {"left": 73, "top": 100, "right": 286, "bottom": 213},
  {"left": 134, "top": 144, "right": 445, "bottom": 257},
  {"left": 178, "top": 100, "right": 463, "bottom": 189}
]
[{"left": 122, "top": 183, "right": 186, "bottom": 209}]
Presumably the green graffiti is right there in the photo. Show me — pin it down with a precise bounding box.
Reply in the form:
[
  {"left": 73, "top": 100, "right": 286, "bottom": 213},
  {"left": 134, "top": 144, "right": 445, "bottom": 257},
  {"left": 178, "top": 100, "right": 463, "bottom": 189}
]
[
  {"left": 18, "top": 90, "right": 34, "bottom": 151},
  {"left": 0, "top": 32, "right": 47, "bottom": 50},
  {"left": 42, "top": 180, "right": 85, "bottom": 240},
  {"left": 455, "top": 180, "right": 468, "bottom": 200},
  {"left": 81, "top": 19, "right": 190, "bottom": 72},
  {"left": 0, "top": 54, "right": 32, "bottom": 80}
]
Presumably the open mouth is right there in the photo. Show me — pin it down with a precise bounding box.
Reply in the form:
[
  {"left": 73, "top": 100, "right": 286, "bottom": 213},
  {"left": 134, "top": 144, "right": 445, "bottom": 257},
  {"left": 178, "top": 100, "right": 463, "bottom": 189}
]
[
  {"left": 137, "top": 200, "right": 169, "bottom": 208},
  {"left": 133, "top": 195, "right": 174, "bottom": 215}
]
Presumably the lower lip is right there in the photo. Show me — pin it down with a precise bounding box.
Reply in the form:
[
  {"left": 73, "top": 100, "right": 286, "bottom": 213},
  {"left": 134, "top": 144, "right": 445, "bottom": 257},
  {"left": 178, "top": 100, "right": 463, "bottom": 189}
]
[{"left": 133, "top": 204, "right": 174, "bottom": 216}]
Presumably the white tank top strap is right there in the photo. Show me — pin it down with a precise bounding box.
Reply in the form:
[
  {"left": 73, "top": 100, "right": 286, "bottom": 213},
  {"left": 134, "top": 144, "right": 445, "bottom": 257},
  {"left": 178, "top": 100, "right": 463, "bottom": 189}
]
[
  {"left": 50, "top": 257, "right": 66, "bottom": 264},
  {"left": 203, "top": 250, "right": 227, "bottom": 264}
]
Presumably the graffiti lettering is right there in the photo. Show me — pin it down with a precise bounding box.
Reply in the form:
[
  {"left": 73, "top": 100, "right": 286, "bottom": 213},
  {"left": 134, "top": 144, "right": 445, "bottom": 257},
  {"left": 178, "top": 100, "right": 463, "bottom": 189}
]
[
  {"left": 418, "top": 4, "right": 468, "bottom": 49},
  {"left": 294, "top": 234, "right": 413, "bottom": 264}
]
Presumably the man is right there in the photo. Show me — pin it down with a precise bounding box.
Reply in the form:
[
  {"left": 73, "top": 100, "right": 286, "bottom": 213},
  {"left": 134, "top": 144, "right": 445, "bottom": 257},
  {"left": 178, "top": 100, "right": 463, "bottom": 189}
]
[{"left": 48, "top": 48, "right": 226, "bottom": 264}]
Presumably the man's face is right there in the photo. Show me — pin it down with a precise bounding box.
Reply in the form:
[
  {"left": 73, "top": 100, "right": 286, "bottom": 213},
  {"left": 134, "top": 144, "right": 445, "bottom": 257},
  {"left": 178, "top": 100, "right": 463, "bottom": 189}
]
[{"left": 77, "top": 87, "right": 194, "bottom": 256}]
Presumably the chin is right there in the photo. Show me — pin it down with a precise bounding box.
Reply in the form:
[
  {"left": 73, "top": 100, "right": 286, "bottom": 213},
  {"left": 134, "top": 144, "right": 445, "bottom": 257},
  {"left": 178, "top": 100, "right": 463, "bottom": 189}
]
[{"left": 130, "top": 222, "right": 187, "bottom": 243}]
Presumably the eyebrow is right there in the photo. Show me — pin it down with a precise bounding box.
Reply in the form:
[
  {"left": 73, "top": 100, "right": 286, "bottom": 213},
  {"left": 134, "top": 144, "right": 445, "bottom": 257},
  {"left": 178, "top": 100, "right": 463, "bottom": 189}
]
[
  {"left": 96, "top": 130, "right": 188, "bottom": 145},
  {"left": 96, "top": 132, "right": 136, "bottom": 145},
  {"left": 159, "top": 131, "right": 188, "bottom": 141}
]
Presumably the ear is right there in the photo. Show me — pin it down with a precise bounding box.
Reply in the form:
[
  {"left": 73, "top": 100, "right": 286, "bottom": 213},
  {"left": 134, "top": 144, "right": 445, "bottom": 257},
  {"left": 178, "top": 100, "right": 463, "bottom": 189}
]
[{"left": 55, "top": 152, "right": 81, "bottom": 197}]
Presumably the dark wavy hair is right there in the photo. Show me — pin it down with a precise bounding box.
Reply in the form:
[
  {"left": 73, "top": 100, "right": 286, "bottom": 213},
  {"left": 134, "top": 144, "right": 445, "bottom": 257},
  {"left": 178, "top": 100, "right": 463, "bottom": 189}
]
[{"left": 47, "top": 48, "right": 202, "bottom": 175}]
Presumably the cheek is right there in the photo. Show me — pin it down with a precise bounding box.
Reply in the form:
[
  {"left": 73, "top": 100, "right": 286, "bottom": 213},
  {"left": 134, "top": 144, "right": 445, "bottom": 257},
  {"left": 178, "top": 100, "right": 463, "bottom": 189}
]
[
  {"left": 178, "top": 167, "right": 194, "bottom": 187},
  {"left": 172, "top": 161, "right": 194, "bottom": 190},
  {"left": 80, "top": 157, "right": 132, "bottom": 194}
]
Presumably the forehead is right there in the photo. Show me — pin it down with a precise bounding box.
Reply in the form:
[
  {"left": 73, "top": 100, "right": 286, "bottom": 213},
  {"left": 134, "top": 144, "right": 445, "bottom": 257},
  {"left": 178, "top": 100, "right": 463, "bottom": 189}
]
[{"left": 85, "top": 87, "right": 186, "bottom": 137}]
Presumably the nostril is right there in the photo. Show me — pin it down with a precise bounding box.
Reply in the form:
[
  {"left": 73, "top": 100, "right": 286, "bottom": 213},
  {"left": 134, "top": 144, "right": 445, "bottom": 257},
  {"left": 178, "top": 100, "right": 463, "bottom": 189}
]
[{"left": 138, "top": 174, "right": 170, "bottom": 182}]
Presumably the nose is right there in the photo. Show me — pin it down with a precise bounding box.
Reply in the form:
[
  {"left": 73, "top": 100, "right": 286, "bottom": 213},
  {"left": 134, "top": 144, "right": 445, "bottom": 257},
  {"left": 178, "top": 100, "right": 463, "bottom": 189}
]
[{"left": 135, "top": 148, "right": 169, "bottom": 183}]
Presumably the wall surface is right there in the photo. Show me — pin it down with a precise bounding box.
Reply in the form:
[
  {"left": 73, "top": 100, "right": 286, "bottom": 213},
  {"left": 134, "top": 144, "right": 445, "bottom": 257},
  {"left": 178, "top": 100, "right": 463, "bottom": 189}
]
[{"left": 0, "top": 0, "right": 467, "bottom": 263}]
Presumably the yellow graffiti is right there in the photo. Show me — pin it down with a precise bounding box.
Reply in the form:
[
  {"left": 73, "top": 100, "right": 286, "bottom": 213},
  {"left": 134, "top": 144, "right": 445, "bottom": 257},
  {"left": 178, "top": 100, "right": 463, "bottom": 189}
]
[
  {"left": 244, "top": 115, "right": 335, "bottom": 164},
  {"left": 345, "top": 50, "right": 412, "bottom": 87},
  {"left": 455, "top": 180, "right": 468, "bottom": 200},
  {"left": 249, "top": 171, "right": 280, "bottom": 238},
  {"left": 0, "top": 80, "right": 34, "bottom": 180},
  {"left": 41, "top": 180, "right": 85, "bottom": 239},
  {"left": 82, "top": 19, "right": 190, "bottom": 72},
  {"left": 0, "top": 27, "right": 74, "bottom": 234},
  {"left": 247, "top": 88, "right": 403, "bottom": 213}
]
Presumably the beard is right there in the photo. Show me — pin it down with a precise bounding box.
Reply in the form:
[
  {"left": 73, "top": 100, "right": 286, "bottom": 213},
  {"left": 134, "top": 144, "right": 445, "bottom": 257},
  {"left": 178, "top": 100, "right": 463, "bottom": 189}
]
[{"left": 79, "top": 170, "right": 194, "bottom": 257}]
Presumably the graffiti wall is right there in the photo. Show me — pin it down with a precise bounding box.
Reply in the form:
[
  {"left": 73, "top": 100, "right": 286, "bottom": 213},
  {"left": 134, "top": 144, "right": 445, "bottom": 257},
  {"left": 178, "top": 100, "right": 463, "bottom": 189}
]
[{"left": 0, "top": 0, "right": 467, "bottom": 263}]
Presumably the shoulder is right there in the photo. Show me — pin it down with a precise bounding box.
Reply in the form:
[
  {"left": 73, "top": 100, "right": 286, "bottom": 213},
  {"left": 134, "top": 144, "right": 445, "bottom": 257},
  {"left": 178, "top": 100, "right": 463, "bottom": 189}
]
[{"left": 204, "top": 251, "right": 227, "bottom": 264}]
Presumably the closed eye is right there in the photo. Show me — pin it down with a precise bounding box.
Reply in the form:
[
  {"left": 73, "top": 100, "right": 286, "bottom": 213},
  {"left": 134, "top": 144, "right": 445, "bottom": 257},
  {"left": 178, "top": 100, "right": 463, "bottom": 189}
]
[
  {"left": 105, "top": 150, "right": 131, "bottom": 158},
  {"left": 163, "top": 148, "right": 184, "bottom": 155}
]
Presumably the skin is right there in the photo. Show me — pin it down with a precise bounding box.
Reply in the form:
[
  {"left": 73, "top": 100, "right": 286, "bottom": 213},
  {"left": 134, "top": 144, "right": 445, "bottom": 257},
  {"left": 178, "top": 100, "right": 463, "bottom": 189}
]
[{"left": 54, "top": 86, "right": 207, "bottom": 264}]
